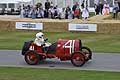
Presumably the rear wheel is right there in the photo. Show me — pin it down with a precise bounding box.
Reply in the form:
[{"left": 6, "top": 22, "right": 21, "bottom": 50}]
[
  {"left": 81, "top": 46, "right": 92, "bottom": 61},
  {"left": 71, "top": 52, "right": 85, "bottom": 67},
  {"left": 25, "top": 50, "right": 39, "bottom": 65}
]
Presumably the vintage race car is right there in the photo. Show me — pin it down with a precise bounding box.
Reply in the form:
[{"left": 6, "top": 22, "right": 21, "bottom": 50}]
[{"left": 21, "top": 39, "right": 92, "bottom": 67}]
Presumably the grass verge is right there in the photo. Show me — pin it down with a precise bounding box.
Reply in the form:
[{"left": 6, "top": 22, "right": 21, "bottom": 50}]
[
  {"left": 0, "top": 67, "right": 120, "bottom": 80},
  {"left": 0, "top": 30, "right": 120, "bottom": 53}
]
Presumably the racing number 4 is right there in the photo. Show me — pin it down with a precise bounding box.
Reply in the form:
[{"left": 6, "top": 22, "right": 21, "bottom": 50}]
[{"left": 63, "top": 40, "right": 75, "bottom": 54}]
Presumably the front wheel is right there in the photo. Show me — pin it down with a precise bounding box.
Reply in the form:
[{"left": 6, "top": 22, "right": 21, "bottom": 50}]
[
  {"left": 81, "top": 46, "right": 92, "bottom": 61},
  {"left": 71, "top": 52, "right": 85, "bottom": 67},
  {"left": 25, "top": 50, "right": 39, "bottom": 65}
]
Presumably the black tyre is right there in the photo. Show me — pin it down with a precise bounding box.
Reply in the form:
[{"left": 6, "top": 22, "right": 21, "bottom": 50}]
[
  {"left": 25, "top": 50, "right": 39, "bottom": 65},
  {"left": 22, "top": 41, "right": 33, "bottom": 55},
  {"left": 81, "top": 46, "right": 92, "bottom": 61},
  {"left": 71, "top": 52, "right": 85, "bottom": 67}
]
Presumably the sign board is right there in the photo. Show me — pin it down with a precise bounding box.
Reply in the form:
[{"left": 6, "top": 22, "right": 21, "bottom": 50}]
[
  {"left": 69, "top": 23, "right": 97, "bottom": 31},
  {"left": 16, "top": 22, "right": 43, "bottom": 30}
]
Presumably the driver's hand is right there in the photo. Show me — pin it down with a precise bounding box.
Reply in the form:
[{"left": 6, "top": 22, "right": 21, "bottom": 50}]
[
  {"left": 41, "top": 43, "right": 45, "bottom": 46},
  {"left": 44, "top": 38, "right": 48, "bottom": 42}
]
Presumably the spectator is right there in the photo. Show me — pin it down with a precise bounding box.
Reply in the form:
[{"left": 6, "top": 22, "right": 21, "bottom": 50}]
[
  {"left": 44, "top": 9, "right": 49, "bottom": 18},
  {"left": 82, "top": 7, "right": 89, "bottom": 20},
  {"left": 113, "top": 0, "right": 119, "bottom": 19},
  {"left": 72, "top": 2, "right": 79, "bottom": 18},
  {"left": 45, "top": 0, "right": 50, "bottom": 10},
  {"left": 82, "top": 0, "right": 88, "bottom": 9},
  {"left": 72, "top": 2, "right": 80, "bottom": 19},
  {"left": 68, "top": 10, "right": 73, "bottom": 19},
  {"left": 72, "top": 2, "right": 78, "bottom": 12},
  {"left": 45, "top": 0, "right": 50, "bottom": 18},
  {"left": 74, "top": 6, "right": 81, "bottom": 19},
  {"left": 94, "top": 4, "right": 100, "bottom": 15},
  {"left": 23, "top": 7, "right": 29, "bottom": 18},
  {"left": 30, "top": 7, "right": 37, "bottom": 19},
  {"left": 59, "top": 8, "right": 65, "bottom": 19},
  {"left": 37, "top": 8, "right": 44, "bottom": 18},
  {"left": 54, "top": 5, "right": 59, "bottom": 18},
  {"left": 65, "top": 6, "right": 72, "bottom": 19},
  {"left": 81, "top": 0, "right": 85, "bottom": 9},
  {"left": 102, "top": 1, "right": 110, "bottom": 15},
  {"left": 98, "top": 2, "right": 103, "bottom": 15},
  {"left": 50, "top": 2, "right": 54, "bottom": 7},
  {"left": 48, "top": 6, "right": 55, "bottom": 18},
  {"left": 36, "top": 3, "right": 42, "bottom": 9}
]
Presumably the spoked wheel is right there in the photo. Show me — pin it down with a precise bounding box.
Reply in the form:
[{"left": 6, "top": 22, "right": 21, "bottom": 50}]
[
  {"left": 71, "top": 52, "right": 85, "bottom": 67},
  {"left": 25, "top": 50, "right": 39, "bottom": 65},
  {"left": 81, "top": 46, "right": 92, "bottom": 61}
]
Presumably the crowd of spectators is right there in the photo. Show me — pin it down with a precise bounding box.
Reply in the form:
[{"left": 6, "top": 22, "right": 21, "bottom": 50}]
[
  {"left": 20, "top": 0, "right": 120, "bottom": 20},
  {"left": 94, "top": 0, "right": 120, "bottom": 19},
  {"left": 20, "top": 0, "right": 89, "bottom": 20}
]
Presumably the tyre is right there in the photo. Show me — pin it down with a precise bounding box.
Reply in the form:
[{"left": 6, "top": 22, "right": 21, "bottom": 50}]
[
  {"left": 71, "top": 52, "right": 85, "bottom": 67},
  {"left": 25, "top": 50, "right": 39, "bottom": 65},
  {"left": 81, "top": 46, "right": 92, "bottom": 61},
  {"left": 22, "top": 41, "right": 33, "bottom": 55}
]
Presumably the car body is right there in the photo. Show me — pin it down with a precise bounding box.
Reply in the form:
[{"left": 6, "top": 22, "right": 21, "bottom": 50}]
[{"left": 22, "top": 39, "right": 92, "bottom": 67}]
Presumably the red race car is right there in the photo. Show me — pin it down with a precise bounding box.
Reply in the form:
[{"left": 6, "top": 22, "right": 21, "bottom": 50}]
[{"left": 22, "top": 39, "right": 92, "bottom": 67}]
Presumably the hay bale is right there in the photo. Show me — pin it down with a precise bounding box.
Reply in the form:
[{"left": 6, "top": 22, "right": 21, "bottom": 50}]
[
  {"left": 43, "top": 22, "right": 68, "bottom": 32},
  {"left": 0, "top": 15, "right": 120, "bottom": 34},
  {"left": 97, "top": 22, "right": 120, "bottom": 34},
  {"left": 0, "top": 20, "right": 11, "bottom": 31},
  {"left": 9, "top": 21, "right": 16, "bottom": 30}
]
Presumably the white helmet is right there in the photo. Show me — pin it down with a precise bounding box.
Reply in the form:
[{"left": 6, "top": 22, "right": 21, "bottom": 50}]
[{"left": 36, "top": 32, "right": 44, "bottom": 39}]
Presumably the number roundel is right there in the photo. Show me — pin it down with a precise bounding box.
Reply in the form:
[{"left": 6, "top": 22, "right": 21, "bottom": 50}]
[{"left": 63, "top": 40, "right": 75, "bottom": 54}]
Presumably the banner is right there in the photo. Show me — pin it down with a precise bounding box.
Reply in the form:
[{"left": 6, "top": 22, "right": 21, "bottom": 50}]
[
  {"left": 16, "top": 22, "right": 43, "bottom": 30},
  {"left": 69, "top": 23, "right": 97, "bottom": 31}
]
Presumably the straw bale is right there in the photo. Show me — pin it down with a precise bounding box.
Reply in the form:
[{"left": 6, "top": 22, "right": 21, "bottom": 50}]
[
  {"left": 0, "top": 15, "right": 120, "bottom": 33},
  {"left": 43, "top": 22, "right": 68, "bottom": 32},
  {"left": 0, "top": 20, "right": 10, "bottom": 31}
]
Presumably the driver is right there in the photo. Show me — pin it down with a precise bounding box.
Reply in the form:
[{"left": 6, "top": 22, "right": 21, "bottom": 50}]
[{"left": 34, "top": 32, "right": 51, "bottom": 51}]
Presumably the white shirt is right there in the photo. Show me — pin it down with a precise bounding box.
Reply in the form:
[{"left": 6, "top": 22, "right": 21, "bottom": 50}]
[
  {"left": 82, "top": 8, "right": 89, "bottom": 18},
  {"left": 34, "top": 38, "right": 51, "bottom": 47},
  {"left": 34, "top": 38, "right": 45, "bottom": 46}
]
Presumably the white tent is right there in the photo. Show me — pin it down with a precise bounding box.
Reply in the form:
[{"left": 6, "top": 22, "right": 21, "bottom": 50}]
[
  {"left": 0, "top": 0, "right": 32, "bottom": 4},
  {"left": 16, "top": 0, "right": 32, "bottom": 3},
  {"left": 0, "top": 0, "right": 19, "bottom": 3},
  {"left": 16, "top": 0, "right": 34, "bottom": 6}
]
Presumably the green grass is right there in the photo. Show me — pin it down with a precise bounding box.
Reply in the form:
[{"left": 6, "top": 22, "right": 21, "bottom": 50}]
[
  {"left": 0, "top": 67, "right": 120, "bottom": 80},
  {"left": 0, "top": 30, "right": 120, "bottom": 53},
  {"left": 0, "top": 30, "right": 120, "bottom": 79}
]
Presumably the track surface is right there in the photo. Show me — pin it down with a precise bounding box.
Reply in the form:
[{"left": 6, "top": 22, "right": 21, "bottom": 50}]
[{"left": 0, "top": 50, "right": 120, "bottom": 72}]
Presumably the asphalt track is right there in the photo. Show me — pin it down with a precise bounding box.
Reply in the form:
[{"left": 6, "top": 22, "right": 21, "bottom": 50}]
[{"left": 0, "top": 50, "right": 120, "bottom": 72}]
